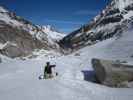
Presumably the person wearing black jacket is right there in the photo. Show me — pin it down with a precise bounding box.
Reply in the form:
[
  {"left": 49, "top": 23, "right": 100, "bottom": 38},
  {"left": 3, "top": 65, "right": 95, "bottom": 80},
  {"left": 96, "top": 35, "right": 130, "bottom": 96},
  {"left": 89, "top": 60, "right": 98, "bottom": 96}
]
[{"left": 44, "top": 62, "right": 56, "bottom": 78}]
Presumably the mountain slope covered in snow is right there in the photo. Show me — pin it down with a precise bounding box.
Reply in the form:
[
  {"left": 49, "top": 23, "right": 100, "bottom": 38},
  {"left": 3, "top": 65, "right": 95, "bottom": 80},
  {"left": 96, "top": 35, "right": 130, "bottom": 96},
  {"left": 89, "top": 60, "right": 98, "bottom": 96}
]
[
  {"left": 60, "top": 0, "right": 133, "bottom": 50},
  {"left": 0, "top": 6, "right": 65, "bottom": 58}
]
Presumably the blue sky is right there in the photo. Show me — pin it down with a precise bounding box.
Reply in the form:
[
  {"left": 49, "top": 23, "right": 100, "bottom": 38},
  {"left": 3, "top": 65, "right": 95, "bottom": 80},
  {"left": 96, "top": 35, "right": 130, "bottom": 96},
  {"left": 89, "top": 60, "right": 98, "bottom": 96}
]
[{"left": 0, "top": 0, "right": 109, "bottom": 33}]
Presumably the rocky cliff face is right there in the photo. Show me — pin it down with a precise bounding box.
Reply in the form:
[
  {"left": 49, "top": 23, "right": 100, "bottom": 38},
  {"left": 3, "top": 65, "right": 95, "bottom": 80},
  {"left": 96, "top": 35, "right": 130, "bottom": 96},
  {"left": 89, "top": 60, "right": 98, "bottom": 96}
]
[
  {"left": 0, "top": 6, "right": 65, "bottom": 58},
  {"left": 60, "top": 0, "right": 133, "bottom": 50}
]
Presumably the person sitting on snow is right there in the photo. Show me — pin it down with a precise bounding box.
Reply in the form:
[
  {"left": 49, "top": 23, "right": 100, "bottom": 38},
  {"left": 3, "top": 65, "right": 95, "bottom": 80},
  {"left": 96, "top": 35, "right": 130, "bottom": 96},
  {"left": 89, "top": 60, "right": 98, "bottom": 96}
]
[{"left": 44, "top": 62, "right": 56, "bottom": 78}]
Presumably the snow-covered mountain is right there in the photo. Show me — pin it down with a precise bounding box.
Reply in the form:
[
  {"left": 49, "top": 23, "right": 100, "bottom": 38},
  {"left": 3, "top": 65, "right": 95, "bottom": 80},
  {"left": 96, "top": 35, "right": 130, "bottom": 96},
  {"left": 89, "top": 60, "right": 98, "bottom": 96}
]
[
  {"left": 40, "top": 25, "right": 65, "bottom": 40},
  {"left": 0, "top": 6, "right": 65, "bottom": 58},
  {"left": 38, "top": 25, "right": 66, "bottom": 44},
  {"left": 60, "top": 0, "right": 133, "bottom": 50},
  {"left": 113, "top": 0, "right": 133, "bottom": 11}
]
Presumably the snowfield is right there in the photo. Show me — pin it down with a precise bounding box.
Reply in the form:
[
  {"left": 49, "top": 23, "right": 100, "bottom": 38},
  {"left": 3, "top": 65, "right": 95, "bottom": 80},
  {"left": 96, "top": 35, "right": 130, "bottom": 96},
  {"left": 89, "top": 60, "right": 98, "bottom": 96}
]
[{"left": 0, "top": 30, "right": 133, "bottom": 100}]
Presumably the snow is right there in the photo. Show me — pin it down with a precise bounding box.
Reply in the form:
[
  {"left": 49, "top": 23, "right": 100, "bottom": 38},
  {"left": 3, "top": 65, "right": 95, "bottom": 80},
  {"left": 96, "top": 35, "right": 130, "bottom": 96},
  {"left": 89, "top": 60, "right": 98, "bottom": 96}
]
[
  {"left": 0, "top": 2, "right": 133, "bottom": 99},
  {"left": 0, "top": 12, "right": 23, "bottom": 27},
  {"left": 124, "top": 11, "right": 133, "bottom": 19},
  {"left": 114, "top": 0, "right": 133, "bottom": 11},
  {"left": 0, "top": 29, "right": 133, "bottom": 100},
  {"left": 41, "top": 25, "right": 66, "bottom": 41},
  {"left": 0, "top": 6, "right": 23, "bottom": 27},
  {"left": 0, "top": 6, "right": 8, "bottom": 13},
  {"left": 0, "top": 43, "right": 5, "bottom": 49},
  {"left": 21, "top": 24, "right": 65, "bottom": 46},
  {"left": 0, "top": 54, "right": 13, "bottom": 63},
  {"left": 0, "top": 42, "right": 17, "bottom": 50},
  {"left": 92, "top": 23, "right": 119, "bottom": 35},
  {"left": 28, "top": 25, "right": 66, "bottom": 46},
  {"left": 75, "top": 32, "right": 83, "bottom": 38}
]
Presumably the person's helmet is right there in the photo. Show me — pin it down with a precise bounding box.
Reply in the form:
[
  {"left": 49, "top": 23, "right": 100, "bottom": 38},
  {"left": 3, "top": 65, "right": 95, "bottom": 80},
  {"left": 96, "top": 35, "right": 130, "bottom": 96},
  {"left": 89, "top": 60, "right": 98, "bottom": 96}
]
[{"left": 46, "top": 62, "right": 50, "bottom": 65}]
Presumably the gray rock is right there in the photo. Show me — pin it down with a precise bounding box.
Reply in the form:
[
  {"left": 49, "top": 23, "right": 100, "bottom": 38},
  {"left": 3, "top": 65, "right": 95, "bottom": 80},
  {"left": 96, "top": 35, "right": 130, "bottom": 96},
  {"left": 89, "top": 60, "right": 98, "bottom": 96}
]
[
  {"left": 0, "top": 25, "right": 48, "bottom": 58},
  {"left": 0, "top": 43, "right": 24, "bottom": 58},
  {"left": 92, "top": 58, "right": 133, "bottom": 88}
]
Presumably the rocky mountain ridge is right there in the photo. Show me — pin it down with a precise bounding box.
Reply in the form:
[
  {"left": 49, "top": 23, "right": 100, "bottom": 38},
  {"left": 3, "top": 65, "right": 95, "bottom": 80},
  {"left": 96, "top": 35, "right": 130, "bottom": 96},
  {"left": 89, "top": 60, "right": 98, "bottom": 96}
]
[
  {"left": 59, "top": 0, "right": 133, "bottom": 50},
  {"left": 0, "top": 6, "right": 65, "bottom": 58}
]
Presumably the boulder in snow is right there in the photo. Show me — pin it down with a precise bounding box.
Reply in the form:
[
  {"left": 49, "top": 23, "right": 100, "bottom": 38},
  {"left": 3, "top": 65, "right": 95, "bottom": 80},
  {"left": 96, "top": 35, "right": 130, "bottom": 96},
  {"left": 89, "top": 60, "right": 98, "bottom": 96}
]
[{"left": 92, "top": 58, "right": 133, "bottom": 88}]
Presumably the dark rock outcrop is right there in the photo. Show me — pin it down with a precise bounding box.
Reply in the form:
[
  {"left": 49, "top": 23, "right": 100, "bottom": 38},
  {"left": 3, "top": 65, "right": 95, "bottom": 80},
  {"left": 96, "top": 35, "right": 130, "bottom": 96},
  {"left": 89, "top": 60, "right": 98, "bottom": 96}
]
[{"left": 92, "top": 58, "right": 133, "bottom": 88}]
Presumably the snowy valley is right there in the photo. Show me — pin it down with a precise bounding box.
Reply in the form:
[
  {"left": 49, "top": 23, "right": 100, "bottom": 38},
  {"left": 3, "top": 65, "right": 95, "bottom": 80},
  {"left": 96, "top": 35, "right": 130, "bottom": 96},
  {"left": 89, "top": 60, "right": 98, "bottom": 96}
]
[
  {"left": 0, "top": 29, "right": 133, "bottom": 100},
  {"left": 0, "top": 0, "right": 133, "bottom": 100}
]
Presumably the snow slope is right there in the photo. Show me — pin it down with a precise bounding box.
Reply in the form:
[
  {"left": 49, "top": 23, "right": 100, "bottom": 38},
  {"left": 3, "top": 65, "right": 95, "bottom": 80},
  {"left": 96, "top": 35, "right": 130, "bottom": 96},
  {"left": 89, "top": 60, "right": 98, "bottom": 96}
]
[
  {"left": 0, "top": 29, "right": 133, "bottom": 100},
  {"left": 113, "top": 0, "right": 133, "bottom": 11}
]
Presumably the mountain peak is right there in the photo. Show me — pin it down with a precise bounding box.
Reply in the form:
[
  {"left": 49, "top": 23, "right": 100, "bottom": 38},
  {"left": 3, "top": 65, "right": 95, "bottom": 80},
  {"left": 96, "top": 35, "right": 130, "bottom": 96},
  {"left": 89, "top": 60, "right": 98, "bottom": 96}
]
[
  {"left": 0, "top": 6, "right": 8, "bottom": 13},
  {"left": 112, "top": 0, "right": 133, "bottom": 11},
  {"left": 42, "top": 25, "right": 58, "bottom": 32},
  {"left": 38, "top": 25, "right": 66, "bottom": 41}
]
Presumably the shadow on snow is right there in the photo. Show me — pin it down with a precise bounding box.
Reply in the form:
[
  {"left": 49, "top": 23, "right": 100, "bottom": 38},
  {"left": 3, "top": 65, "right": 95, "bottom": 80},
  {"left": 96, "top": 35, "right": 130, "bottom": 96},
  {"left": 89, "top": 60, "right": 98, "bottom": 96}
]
[{"left": 81, "top": 70, "right": 99, "bottom": 83}]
